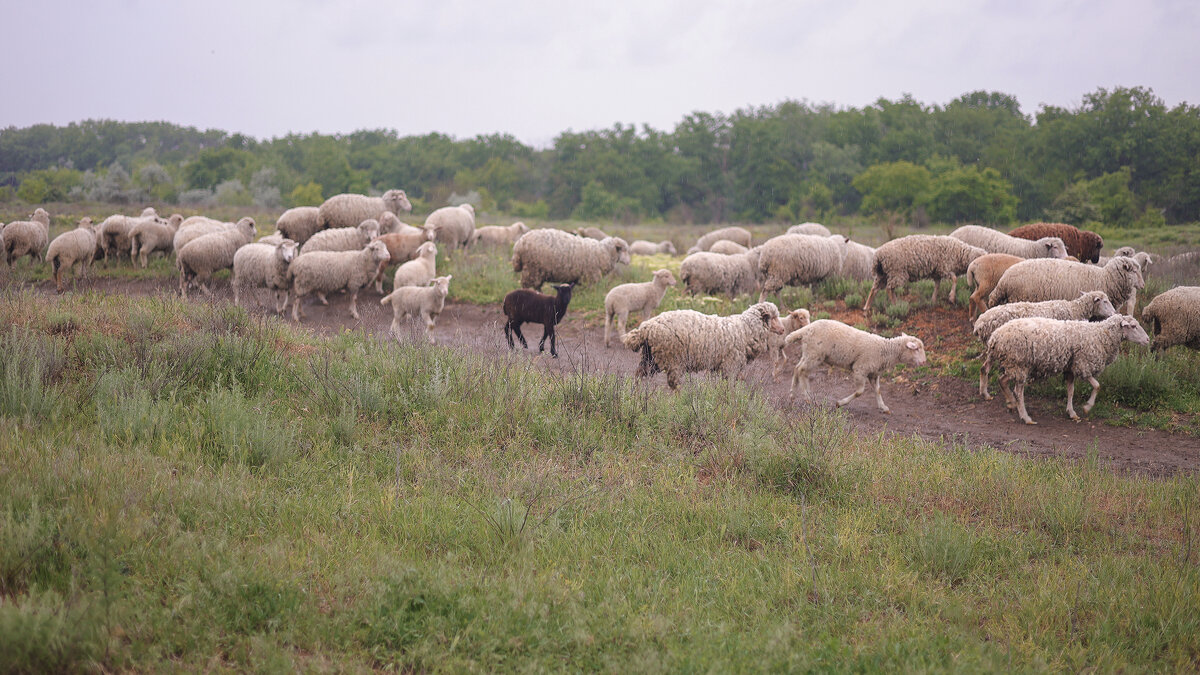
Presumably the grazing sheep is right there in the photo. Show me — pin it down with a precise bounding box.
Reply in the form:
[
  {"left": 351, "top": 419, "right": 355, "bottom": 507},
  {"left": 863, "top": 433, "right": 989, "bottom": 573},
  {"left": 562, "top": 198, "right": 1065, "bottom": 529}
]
[
  {"left": 974, "top": 291, "right": 1117, "bottom": 399},
  {"left": 965, "top": 253, "right": 1023, "bottom": 319},
  {"left": 679, "top": 248, "right": 762, "bottom": 297},
  {"left": 511, "top": 229, "right": 630, "bottom": 289},
  {"left": 97, "top": 210, "right": 165, "bottom": 261},
  {"left": 787, "top": 222, "right": 832, "bottom": 237},
  {"left": 1142, "top": 286, "right": 1200, "bottom": 351},
  {"left": 289, "top": 240, "right": 391, "bottom": 322},
  {"left": 603, "top": 269, "right": 677, "bottom": 347},
  {"left": 300, "top": 218, "right": 380, "bottom": 255},
  {"left": 575, "top": 226, "right": 609, "bottom": 240},
  {"left": 767, "top": 308, "right": 812, "bottom": 380},
  {"left": 231, "top": 239, "right": 299, "bottom": 313},
  {"left": 503, "top": 283, "right": 575, "bottom": 358},
  {"left": 372, "top": 228, "right": 438, "bottom": 292},
  {"left": 129, "top": 213, "right": 184, "bottom": 267},
  {"left": 392, "top": 241, "right": 438, "bottom": 289},
  {"left": 988, "top": 257, "right": 1144, "bottom": 311},
  {"left": 471, "top": 222, "right": 530, "bottom": 247},
  {"left": 862, "top": 235, "right": 987, "bottom": 310},
  {"left": 275, "top": 206, "right": 323, "bottom": 244},
  {"left": 174, "top": 217, "right": 256, "bottom": 252},
  {"left": 1008, "top": 222, "right": 1104, "bottom": 263},
  {"left": 784, "top": 319, "right": 927, "bottom": 413},
  {"left": 425, "top": 204, "right": 475, "bottom": 251},
  {"left": 622, "top": 302, "right": 785, "bottom": 389},
  {"left": 834, "top": 240, "right": 876, "bottom": 282},
  {"left": 46, "top": 217, "right": 98, "bottom": 292},
  {"left": 628, "top": 239, "right": 678, "bottom": 256},
  {"left": 380, "top": 275, "right": 453, "bottom": 344},
  {"left": 757, "top": 234, "right": 849, "bottom": 303},
  {"left": 3, "top": 208, "right": 51, "bottom": 265},
  {"left": 176, "top": 219, "right": 257, "bottom": 298},
  {"left": 987, "top": 315, "right": 1149, "bottom": 424},
  {"left": 688, "top": 226, "right": 753, "bottom": 254},
  {"left": 707, "top": 240, "right": 748, "bottom": 255},
  {"left": 950, "top": 225, "right": 1069, "bottom": 260},
  {"left": 317, "top": 190, "right": 412, "bottom": 230}
]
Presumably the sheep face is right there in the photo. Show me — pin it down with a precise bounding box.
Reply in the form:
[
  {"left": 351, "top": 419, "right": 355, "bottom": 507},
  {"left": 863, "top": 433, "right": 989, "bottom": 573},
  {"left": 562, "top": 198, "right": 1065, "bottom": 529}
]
[
  {"left": 660, "top": 241, "right": 677, "bottom": 255},
  {"left": 415, "top": 241, "right": 437, "bottom": 258},
  {"left": 431, "top": 275, "right": 452, "bottom": 294},
  {"left": 1118, "top": 258, "right": 1145, "bottom": 290},
  {"left": 358, "top": 219, "right": 381, "bottom": 238},
  {"left": 609, "top": 238, "right": 632, "bottom": 265},
  {"left": 653, "top": 269, "right": 677, "bottom": 287},
  {"left": 1120, "top": 316, "right": 1150, "bottom": 346},
  {"left": 383, "top": 190, "right": 413, "bottom": 213},
  {"left": 367, "top": 240, "right": 392, "bottom": 265},
  {"left": 898, "top": 334, "right": 928, "bottom": 366},
  {"left": 1036, "top": 237, "right": 1069, "bottom": 259},
  {"left": 277, "top": 240, "right": 299, "bottom": 263},
  {"left": 1082, "top": 291, "right": 1116, "bottom": 319}
]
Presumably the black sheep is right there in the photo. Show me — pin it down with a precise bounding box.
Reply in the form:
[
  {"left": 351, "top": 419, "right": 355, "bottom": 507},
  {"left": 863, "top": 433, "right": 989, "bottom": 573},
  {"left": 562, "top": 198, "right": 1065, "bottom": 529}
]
[{"left": 502, "top": 283, "right": 574, "bottom": 357}]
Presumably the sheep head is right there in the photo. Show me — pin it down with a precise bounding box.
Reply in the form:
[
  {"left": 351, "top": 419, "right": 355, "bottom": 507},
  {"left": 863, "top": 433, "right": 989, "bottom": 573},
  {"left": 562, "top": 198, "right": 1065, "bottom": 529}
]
[
  {"left": 605, "top": 237, "right": 631, "bottom": 265},
  {"left": 276, "top": 239, "right": 299, "bottom": 264},
  {"left": 383, "top": 189, "right": 412, "bottom": 213},
  {"left": 358, "top": 219, "right": 381, "bottom": 238},
  {"left": 652, "top": 269, "right": 677, "bottom": 287},
  {"left": 1080, "top": 291, "right": 1116, "bottom": 319},
  {"left": 1118, "top": 316, "right": 1150, "bottom": 346},
  {"left": 898, "top": 333, "right": 928, "bottom": 366},
  {"left": 366, "top": 239, "right": 391, "bottom": 265}
]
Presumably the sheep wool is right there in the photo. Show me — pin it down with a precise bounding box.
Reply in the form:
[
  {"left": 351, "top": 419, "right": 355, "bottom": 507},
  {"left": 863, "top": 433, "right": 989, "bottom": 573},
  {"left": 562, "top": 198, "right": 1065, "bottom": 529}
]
[
  {"left": 988, "top": 256, "right": 1144, "bottom": 310},
  {"left": 290, "top": 240, "right": 391, "bottom": 322},
  {"left": 273, "top": 206, "right": 323, "bottom": 244},
  {"left": 511, "top": 229, "right": 630, "bottom": 289},
  {"left": 1008, "top": 222, "right": 1105, "bottom": 263},
  {"left": 628, "top": 239, "right": 678, "bottom": 256},
  {"left": 176, "top": 219, "right": 257, "bottom": 298},
  {"left": 862, "top": 235, "right": 986, "bottom": 310},
  {"left": 575, "top": 226, "right": 609, "bottom": 240},
  {"left": 98, "top": 210, "right": 165, "bottom": 261},
  {"left": 47, "top": 217, "right": 99, "bottom": 292},
  {"left": 472, "top": 222, "right": 530, "bottom": 247},
  {"left": 679, "top": 248, "right": 762, "bottom": 297},
  {"left": 757, "top": 234, "right": 849, "bottom": 302},
  {"left": 1142, "top": 286, "right": 1200, "bottom": 351},
  {"left": 950, "top": 225, "right": 1068, "bottom": 260},
  {"left": 372, "top": 229, "right": 438, "bottom": 292},
  {"left": 3, "top": 207, "right": 51, "bottom": 265},
  {"left": 767, "top": 308, "right": 812, "bottom": 381},
  {"left": 318, "top": 190, "right": 412, "bottom": 230},
  {"left": 392, "top": 241, "right": 438, "bottom": 289},
  {"left": 603, "top": 269, "right": 677, "bottom": 347},
  {"left": 835, "top": 240, "right": 876, "bottom": 282},
  {"left": 380, "top": 275, "right": 453, "bottom": 343},
  {"left": 706, "top": 240, "right": 748, "bottom": 255},
  {"left": 300, "top": 218, "right": 380, "bottom": 255},
  {"left": 689, "top": 226, "right": 752, "bottom": 253},
  {"left": 787, "top": 223, "right": 832, "bottom": 237},
  {"left": 129, "top": 213, "right": 184, "bottom": 268},
  {"left": 231, "top": 239, "right": 299, "bottom": 313},
  {"left": 174, "top": 217, "right": 256, "bottom": 252},
  {"left": 425, "top": 204, "right": 476, "bottom": 250},
  {"left": 965, "top": 253, "right": 1024, "bottom": 319}
]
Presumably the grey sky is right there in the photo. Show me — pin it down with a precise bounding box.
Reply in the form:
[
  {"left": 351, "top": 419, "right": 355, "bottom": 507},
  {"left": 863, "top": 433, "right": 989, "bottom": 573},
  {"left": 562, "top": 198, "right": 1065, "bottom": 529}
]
[{"left": 5, "top": 0, "right": 1198, "bottom": 146}]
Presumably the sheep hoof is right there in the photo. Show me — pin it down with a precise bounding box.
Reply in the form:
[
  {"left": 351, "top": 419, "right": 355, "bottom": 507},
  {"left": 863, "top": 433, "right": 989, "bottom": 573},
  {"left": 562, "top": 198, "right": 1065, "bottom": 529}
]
[
  {"left": 982, "top": 393, "right": 992, "bottom": 401},
  {"left": 1023, "top": 419, "right": 1037, "bottom": 425},
  {"left": 880, "top": 407, "right": 891, "bottom": 414}
]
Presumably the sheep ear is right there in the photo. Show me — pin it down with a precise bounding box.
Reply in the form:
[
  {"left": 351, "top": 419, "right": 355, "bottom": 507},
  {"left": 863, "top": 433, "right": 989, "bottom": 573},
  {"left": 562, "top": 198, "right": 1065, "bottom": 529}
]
[{"left": 906, "top": 341, "right": 920, "bottom": 350}]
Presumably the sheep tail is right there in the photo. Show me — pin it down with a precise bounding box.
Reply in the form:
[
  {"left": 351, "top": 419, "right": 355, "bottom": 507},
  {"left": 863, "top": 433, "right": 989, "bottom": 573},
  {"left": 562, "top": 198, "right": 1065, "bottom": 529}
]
[
  {"left": 50, "top": 253, "right": 61, "bottom": 276},
  {"left": 380, "top": 289, "right": 397, "bottom": 305},
  {"left": 635, "top": 341, "right": 659, "bottom": 377}
]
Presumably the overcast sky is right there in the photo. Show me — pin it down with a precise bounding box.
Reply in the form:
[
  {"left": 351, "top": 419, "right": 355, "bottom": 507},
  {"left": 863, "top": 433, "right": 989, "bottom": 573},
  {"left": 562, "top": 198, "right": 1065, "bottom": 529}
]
[{"left": 4, "top": 0, "right": 1198, "bottom": 147}]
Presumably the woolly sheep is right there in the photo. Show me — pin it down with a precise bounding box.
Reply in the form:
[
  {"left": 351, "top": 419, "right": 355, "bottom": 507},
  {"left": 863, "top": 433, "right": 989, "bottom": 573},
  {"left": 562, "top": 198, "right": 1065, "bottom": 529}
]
[
  {"left": 3, "top": 207, "right": 51, "bottom": 265},
  {"left": 257, "top": 231, "right": 286, "bottom": 246},
  {"left": 787, "top": 222, "right": 832, "bottom": 237},
  {"left": 176, "top": 218, "right": 257, "bottom": 298},
  {"left": 275, "top": 206, "right": 323, "bottom": 244},
  {"left": 98, "top": 210, "right": 167, "bottom": 261},
  {"left": 628, "top": 239, "right": 679, "bottom": 256},
  {"left": 575, "top": 226, "right": 609, "bottom": 240},
  {"left": 707, "top": 240, "right": 748, "bottom": 255},
  {"left": 679, "top": 248, "right": 762, "bottom": 297},
  {"left": 862, "top": 235, "right": 987, "bottom": 310},
  {"left": 380, "top": 275, "right": 452, "bottom": 344},
  {"left": 1142, "top": 286, "right": 1200, "bottom": 351},
  {"left": 603, "top": 269, "right": 677, "bottom": 348},
  {"left": 289, "top": 240, "right": 391, "bottom": 322},
  {"left": 974, "top": 291, "right": 1117, "bottom": 399},
  {"left": 1093, "top": 248, "right": 1154, "bottom": 313},
  {"left": 372, "top": 228, "right": 438, "bottom": 292},
  {"left": 471, "top": 222, "right": 530, "bottom": 247},
  {"left": 300, "top": 218, "right": 380, "bottom": 255},
  {"left": 989, "top": 256, "right": 1144, "bottom": 311},
  {"left": 950, "top": 225, "right": 1069, "bottom": 261},
  {"left": 46, "top": 217, "right": 98, "bottom": 292},
  {"left": 503, "top": 283, "right": 575, "bottom": 357},
  {"left": 1007, "top": 222, "right": 1105, "bottom": 263},
  {"left": 425, "top": 204, "right": 475, "bottom": 251},
  {"left": 688, "top": 226, "right": 753, "bottom": 254},
  {"left": 317, "top": 190, "right": 412, "bottom": 230},
  {"left": 129, "top": 213, "right": 184, "bottom": 268},
  {"left": 784, "top": 319, "right": 926, "bottom": 413},
  {"left": 392, "top": 241, "right": 438, "bottom": 289},
  {"left": 511, "top": 229, "right": 630, "bottom": 289},
  {"left": 377, "top": 211, "right": 418, "bottom": 236},
  {"left": 622, "top": 302, "right": 785, "bottom": 389},
  {"left": 174, "top": 217, "right": 256, "bottom": 252},
  {"left": 757, "top": 234, "right": 849, "bottom": 303},
  {"left": 767, "top": 308, "right": 812, "bottom": 381},
  {"left": 231, "top": 238, "right": 299, "bottom": 313},
  {"left": 987, "top": 315, "right": 1149, "bottom": 424},
  {"left": 965, "top": 253, "right": 1023, "bottom": 319}
]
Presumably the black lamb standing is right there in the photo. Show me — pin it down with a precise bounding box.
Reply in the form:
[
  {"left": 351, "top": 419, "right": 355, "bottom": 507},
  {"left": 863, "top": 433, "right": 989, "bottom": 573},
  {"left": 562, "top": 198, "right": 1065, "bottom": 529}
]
[{"left": 502, "top": 283, "right": 574, "bottom": 357}]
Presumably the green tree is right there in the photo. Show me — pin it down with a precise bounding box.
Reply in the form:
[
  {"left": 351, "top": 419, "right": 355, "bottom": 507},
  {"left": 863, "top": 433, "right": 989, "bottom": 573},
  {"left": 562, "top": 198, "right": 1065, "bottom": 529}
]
[
  {"left": 852, "top": 161, "right": 931, "bottom": 222},
  {"left": 923, "top": 166, "right": 1016, "bottom": 225},
  {"left": 288, "top": 182, "right": 324, "bottom": 207},
  {"left": 572, "top": 180, "right": 640, "bottom": 222}
]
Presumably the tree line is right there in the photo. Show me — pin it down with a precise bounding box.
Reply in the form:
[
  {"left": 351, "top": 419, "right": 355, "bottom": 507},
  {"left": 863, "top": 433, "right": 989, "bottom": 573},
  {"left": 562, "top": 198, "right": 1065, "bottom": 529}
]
[{"left": 2, "top": 86, "right": 1198, "bottom": 227}]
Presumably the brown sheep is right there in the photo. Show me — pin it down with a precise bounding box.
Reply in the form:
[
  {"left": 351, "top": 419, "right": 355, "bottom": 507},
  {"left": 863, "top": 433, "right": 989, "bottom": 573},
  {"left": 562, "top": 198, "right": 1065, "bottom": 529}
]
[
  {"left": 965, "top": 253, "right": 1023, "bottom": 319},
  {"left": 1007, "top": 223, "right": 1104, "bottom": 263}
]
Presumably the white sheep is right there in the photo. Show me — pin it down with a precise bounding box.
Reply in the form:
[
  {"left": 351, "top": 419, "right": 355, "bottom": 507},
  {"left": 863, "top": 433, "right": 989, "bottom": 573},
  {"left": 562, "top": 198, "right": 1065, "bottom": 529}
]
[
  {"left": 129, "top": 213, "right": 184, "bottom": 268},
  {"left": 380, "top": 275, "right": 453, "bottom": 343},
  {"left": 392, "top": 241, "right": 438, "bottom": 288},
  {"left": 1095, "top": 248, "right": 1154, "bottom": 314},
  {"left": 986, "top": 315, "right": 1149, "bottom": 424},
  {"left": 575, "top": 226, "right": 609, "bottom": 240},
  {"left": 787, "top": 222, "right": 832, "bottom": 237},
  {"left": 372, "top": 228, "right": 438, "bottom": 293},
  {"left": 1142, "top": 286, "right": 1200, "bottom": 352},
  {"left": 511, "top": 229, "right": 630, "bottom": 289},
  {"left": 300, "top": 218, "right": 381, "bottom": 255},
  {"left": 862, "top": 235, "right": 987, "bottom": 310},
  {"left": 628, "top": 239, "right": 678, "bottom": 256},
  {"left": 275, "top": 206, "right": 323, "bottom": 244},
  {"left": 3, "top": 208, "right": 51, "bottom": 265},
  {"left": 949, "top": 225, "right": 1069, "bottom": 260},
  {"left": 289, "top": 240, "right": 391, "bottom": 322},
  {"left": 679, "top": 248, "right": 762, "bottom": 297},
  {"left": 767, "top": 308, "right": 812, "bottom": 381},
  {"left": 706, "top": 240, "right": 748, "bottom": 255},
  {"left": 988, "top": 256, "right": 1144, "bottom": 311},
  {"left": 257, "top": 231, "right": 286, "bottom": 246},
  {"left": 317, "top": 190, "right": 412, "bottom": 230},
  {"left": 965, "top": 253, "right": 1023, "bottom": 319},
  {"left": 784, "top": 319, "right": 926, "bottom": 413},
  {"left": 376, "top": 211, "right": 416, "bottom": 235},
  {"left": 836, "top": 240, "right": 876, "bottom": 282},
  {"left": 231, "top": 238, "right": 299, "bottom": 313},
  {"left": 173, "top": 217, "right": 256, "bottom": 252},
  {"left": 46, "top": 217, "right": 98, "bottom": 292},
  {"left": 98, "top": 209, "right": 165, "bottom": 261},
  {"left": 176, "top": 219, "right": 257, "bottom": 298},
  {"left": 757, "top": 234, "right": 849, "bottom": 303},
  {"left": 688, "top": 226, "right": 753, "bottom": 253},
  {"left": 424, "top": 204, "right": 475, "bottom": 251},
  {"left": 622, "top": 302, "right": 786, "bottom": 389},
  {"left": 603, "top": 269, "right": 677, "bottom": 347},
  {"left": 471, "top": 222, "right": 529, "bottom": 247}
]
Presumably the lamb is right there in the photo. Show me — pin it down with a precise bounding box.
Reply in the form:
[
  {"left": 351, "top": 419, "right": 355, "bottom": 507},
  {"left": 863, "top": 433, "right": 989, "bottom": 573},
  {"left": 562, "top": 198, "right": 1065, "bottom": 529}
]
[
  {"left": 174, "top": 217, "right": 256, "bottom": 252},
  {"left": 98, "top": 210, "right": 166, "bottom": 261},
  {"left": 502, "top": 283, "right": 575, "bottom": 357},
  {"left": 275, "top": 206, "right": 323, "bottom": 244},
  {"left": 974, "top": 291, "right": 1117, "bottom": 399},
  {"left": 767, "top": 308, "right": 812, "bottom": 380},
  {"left": 986, "top": 315, "right": 1149, "bottom": 424},
  {"left": 1008, "top": 222, "right": 1104, "bottom": 263},
  {"left": 46, "top": 217, "right": 98, "bottom": 292},
  {"left": 679, "top": 248, "right": 762, "bottom": 297},
  {"left": 377, "top": 211, "right": 416, "bottom": 235},
  {"left": 965, "top": 253, "right": 1023, "bottom": 319},
  {"left": 392, "top": 241, "right": 438, "bottom": 289},
  {"left": 621, "top": 302, "right": 785, "bottom": 389},
  {"left": 372, "top": 228, "right": 438, "bottom": 292},
  {"left": 628, "top": 239, "right": 678, "bottom": 256},
  {"left": 317, "top": 190, "right": 412, "bottom": 230},
  {"left": 231, "top": 238, "right": 299, "bottom": 313},
  {"left": 836, "top": 240, "right": 876, "bottom": 282},
  {"left": 129, "top": 213, "right": 184, "bottom": 267},
  {"left": 176, "top": 218, "right": 257, "bottom": 298},
  {"left": 289, "top": 240, "right": 391, "bottom": 322},
  {"left": 757, "top": 234, "right": 849, "bottom": 303},
  {"left": 783, "top": 319, "right": 927, "bottom": 413},
  {"left": 988, "top": 256, "right": 1144, "bottom": 311},
  {"left": 299, "top": 218, "right": 380, "bottom": 255},
  {"left": 707, "top": 240, "right": 748, "bottom": 255},
  {"left": 950, "top": 225, "right": 1069, "bottom": 261},
  {"left": 511, "top": 229, "right": 630, "bottom": 289},
  {"left": 603, "top": 269, "right": 677, "bottom": 347},
  {"left": 1142, "top": 286, "right": 1200, "bottom": 351},
  {"left": 424, "top": 204, "right": 475, "bottom": 251},
  {"left": 471, "top": 222, "right": 529, "bottom": 247},
  {"left": 380, "top": 275, "right": 453, "bottom": 344},
  {"left": 862, "top": 235, "right": 987, "bottom": 310},
  {"left": 687, "top": 226, "right": 753, "bottom": 253},
  {"left": 575, "top": 226, "right": 609, "bottom": 240},
  {"left": 787, "top": 222, "right": 832, "bottom": 237},
  {"left": 3, "top": 208, "right": 51, "bottom": 265}
]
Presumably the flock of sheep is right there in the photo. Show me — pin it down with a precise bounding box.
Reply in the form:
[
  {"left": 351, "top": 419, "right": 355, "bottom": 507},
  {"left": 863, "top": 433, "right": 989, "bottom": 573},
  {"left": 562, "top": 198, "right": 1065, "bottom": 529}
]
[{"left": 4, "top": 194, "right": 1199, "bottom": 425}]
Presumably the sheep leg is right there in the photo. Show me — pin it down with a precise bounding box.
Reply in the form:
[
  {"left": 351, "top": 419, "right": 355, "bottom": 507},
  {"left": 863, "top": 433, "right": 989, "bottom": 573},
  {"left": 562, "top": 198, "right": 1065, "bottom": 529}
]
[
  {"left": 945, "top": 275, "right": 957, "bottom": 304},
  {"left": 603, "top": 309, "right": 613, "bottom": 348},
  {"left": 424, "top": 311, "right": 437, "bottom": 345},
  {"left": 1064, "top": 372, "right": 1080, "bottom": 421},
  {"left": 348, "top": 290, "right": 360, "bottom": 320},
  {"left": 317, "top": 292, "right": 329, "bottom": 306},
  {"left": 1081, "top": 376, "right": 1101, "bottom": 414},
  {"left": 931, "top": 279, "right": 941, "bottom": 304},
  {"left": 616, "top": 310, "right": 630, "bottom": 346},
  {"left": 292, "top": 293, "right": 305, "bottom": 321},
  {"left": 998, "top": 371, "right": 1017, "bottom": 411},
  {"left": 1014, "top": 380, "right": 1035, "bottom": 425},
  {"left": 870, "top": 373, "right": 891, "bottom": 413},
  {"left": 836, "top": 371, "right": 869, "bottom": 408},
  {"left": 274, "top": 291, "right": 288, "bottom": 315},
  {"left": 979, "top": 351, "right": 993, "bottom": 399},
  {"left": 862, "top": 280, "right": 880, "bottom": 312},
  {"left": 509, "top": 322, "right": 529, "bottom": 349}
]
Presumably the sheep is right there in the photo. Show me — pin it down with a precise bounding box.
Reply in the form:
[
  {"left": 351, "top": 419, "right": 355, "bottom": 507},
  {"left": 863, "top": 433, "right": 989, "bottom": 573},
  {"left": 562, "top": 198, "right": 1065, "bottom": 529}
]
[
  {"left": 949, "top": 225, "right": 1069, "bottom": 261},
  {"left": 679, "top": 248, "right": 762, "bottom": 297},
  {"left": 1142, "top": 286, "right": 1200, "bottom": 352},
  {"left": 986, "top": 315, "right": 1149, "bottom": 424},
  {"left": 275, "top": 206, "right": 323, "bottom": 244},
  {"left": 974, "top": 291, "right": 1118, "bottom": 399},
  {"left": 784, "top": 319, "right": 927, "bottom": 413},
  {"left": 787, "top": 222, "right": 832, "bottom": 237},
  {"left": 424, "top": 204, "right": 475, "bottom": 251},
  {"left": 98, "top": 210, "right": 166, "bottom": 261},
  {"left": 707, "top": 240, "right": 748, "bottom": 255},
  {"left": 965, "top": 253, "right": 1023, "bottom": 319},
  {"left": 1093, "top": 247, "right": 1154, "bottom": 313},
  {"left": 622, "top": 302, "right": 785, "bottom": 389},
  {"left": 603, "top": 269, "right": 677, "bottom": 348},
  {"left": 372, "top": 228, "right": 438, "bottom": 292},
  {"left": 174, "top": 217, "right": 256, "bottom": 252},
  {"left": 299, "top": 218, "right": 380, "bottom": 255},
  {"left": 1008, "top": 222, "right": 1104, "bottom": 263},
  {"left": 767, "top": 308, "right": 812, "bottom": 380},
  {"left": 502, "top": 283, "right": 575, "bottom": 358},
  {"left": 3, "top": 208, "right": 51, "bottom": 265},
  {"left": 392, "top": 241, "right": 438, "bottom": 289},
  {"left": 471, "top": 222, "right": 529, "bottom": 247},
  {"left": 317, "top": 190, "right": 412, "bottom": 230},
  {"left": 46, "top": 217, "right": 98, "bottom": 292},
  {"left": 380, "top": 275, "right": 453, "bottom": 344},
  {"left": 687, "top": 226, "right": 753, "bottom": 254},
  {"left": 377, "top": 211, "right": 416, "bottom": 235},
  {"left": 129, "top": 213, "right": 184, "bottom": 267},
  {"left": 176, "top": 218, "right": 257, "bottom": 298},
  {"left": 231, "top": 238, "right": 299, "bottom": 313},
  {"left": 257, "top": 231, "right": 286, "bottom": 246},
  {"left": 289, "top": 240, "right": 391, "bottom": 322},
  {"left": 628, "top": 239, "right": 678, "bottom": 256},
  {"left": 511, "top": 229, "right": 630, "bottom": 289},
  {"left": 575, "top": 226, "right": 609, "bottom": 240},
  {"left": 757, "top": 234, "right": 849, "bottom": 303},
  {"left": 988, "top": 256, "right": 1144, "bottom": 311},
  {"left": 862, "top": 235, "right": 987, "bottom": 311}
]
